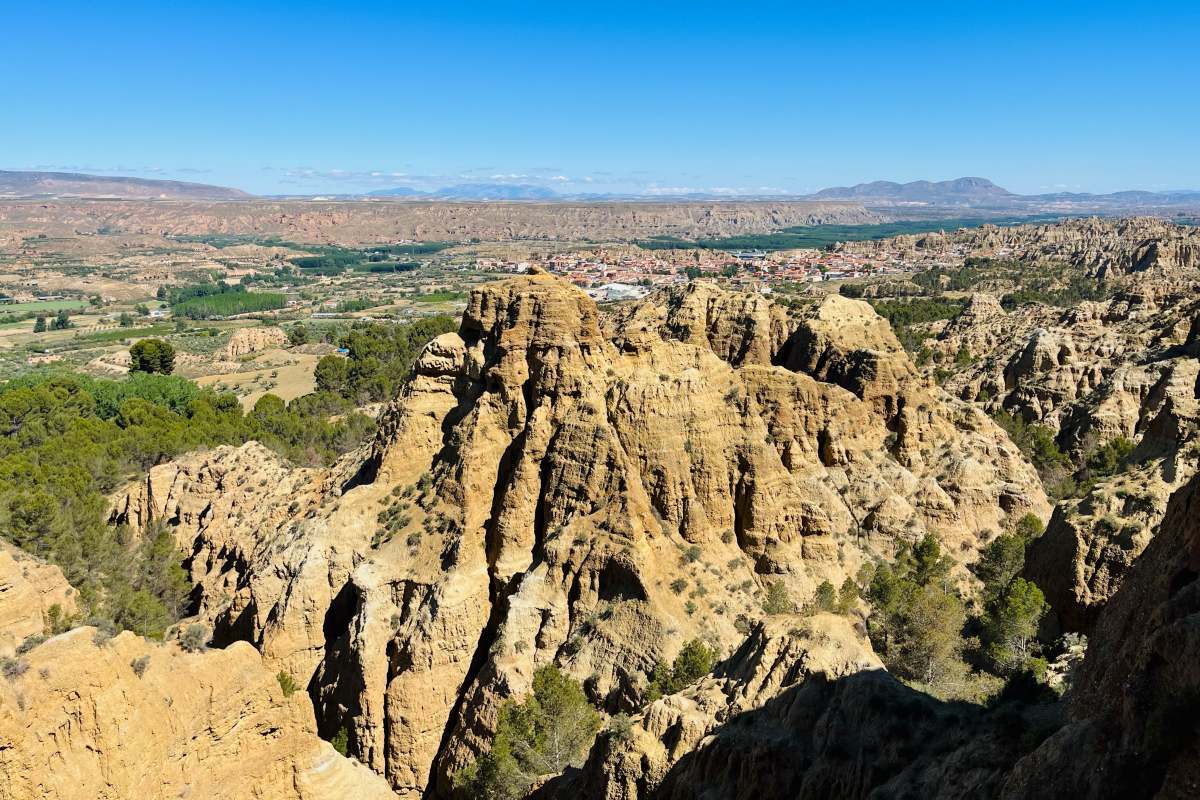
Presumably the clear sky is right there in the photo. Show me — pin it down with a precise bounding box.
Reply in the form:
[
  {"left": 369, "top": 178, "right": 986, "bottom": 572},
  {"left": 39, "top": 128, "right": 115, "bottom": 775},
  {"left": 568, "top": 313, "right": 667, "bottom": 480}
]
[{"left": 3, "top": 1, "right": 1197, "bottom": 196}]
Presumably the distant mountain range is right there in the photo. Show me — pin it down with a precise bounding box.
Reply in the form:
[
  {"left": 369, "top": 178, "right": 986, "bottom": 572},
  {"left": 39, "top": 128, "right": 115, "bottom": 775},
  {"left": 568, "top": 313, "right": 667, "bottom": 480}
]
[
  {"left": 807, "top": 176, "right": 1200, "bottom": 209},
  {"left": 2, "top": 169, "right": 1197, "bottom": 213},
  {"left": 367, "top": 183, "right": 560, "bottom": 200},
  {"left": 0, "top": 170, "right": 252, "bottom": 200},
  {"left": 365, "top": 176, "right": 1200, "bottom": 209},
  {"left": 810, "top": 177, "right": 1015, "bottom": 204}
]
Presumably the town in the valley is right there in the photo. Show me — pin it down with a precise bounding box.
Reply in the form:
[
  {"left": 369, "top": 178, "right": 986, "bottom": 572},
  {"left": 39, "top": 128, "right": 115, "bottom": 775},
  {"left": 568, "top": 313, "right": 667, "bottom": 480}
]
[{"left": 474, "top": 236, "right": 969, "bottom": 301}]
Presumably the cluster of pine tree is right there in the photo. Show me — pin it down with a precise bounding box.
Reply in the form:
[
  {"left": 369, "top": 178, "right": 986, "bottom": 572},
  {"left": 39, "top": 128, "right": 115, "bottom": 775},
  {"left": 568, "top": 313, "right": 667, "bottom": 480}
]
[{"left": 861, "top": 515, "right": 1050, "bottom": 700}]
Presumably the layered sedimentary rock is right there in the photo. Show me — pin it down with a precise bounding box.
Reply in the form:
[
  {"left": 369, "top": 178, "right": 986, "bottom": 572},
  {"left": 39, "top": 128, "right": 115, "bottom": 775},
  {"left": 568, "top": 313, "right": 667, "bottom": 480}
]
[
  {"left": 552, "top": 616, "right": 1061, "bottom": 800},
  {"left": 932, "top": 288, "right": 1200, "bottom": 632},
  {"left": 106, "top": 273, "right": 1046, "bottom": 796},
  {"left": 560, "top": 467, "right": 1200, "bottom": 800},
  {"left": 109, "top": 441, "right": 364, "bottom": 683},
  {"left": 546, "top": 614, "right": 882, "bottom": 800},
  {"left": 840, "top": 216, "right": 1200, "bottom": 286},
  {"left": 0, "top": 628, "right": 395, "bottom": 800},
  {"left": 607, "top": 280, "right": 793, "bottom": 368},
  {"left": 0, "top": 544, "right": 77, "bottom": 658}
]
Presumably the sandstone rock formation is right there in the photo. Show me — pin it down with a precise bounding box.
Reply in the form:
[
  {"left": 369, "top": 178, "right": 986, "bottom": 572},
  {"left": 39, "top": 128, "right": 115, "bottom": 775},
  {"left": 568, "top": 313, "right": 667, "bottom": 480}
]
[
  {"left": 0, "top": 544, "right": 77, "bottom": 658},
  {"left": 1000, "top": 470, "right": 1200, "bottom": 798},
  {"left": 549, "top": 451, "right": 1200, "bottom": 800},
  {"left": 225, "top": 324, "right": 289, "bottom": 358},
  {"left": 106, "top": 273, "right": 1047, "bottom": 797},
  {"left": 0, "top": 628, "right": 395, "bottom": 800},
  {"left": 547, "top": 614, "right": 882, "bottom": 800},
  {"left": 109, "top": 441, "right": 359, "bottom": 683},
  {"left": 607, "top": 280, "right": 793, "bottom": 367},
  {"left": 551, "top": 616, "right": 1061, "bottom": 800},
  {"left": 930, "top": 283, "right": 1200, "bottom": 633},
  {"left": 841, "top": 216, "right": 1200, "bottom": 287}
]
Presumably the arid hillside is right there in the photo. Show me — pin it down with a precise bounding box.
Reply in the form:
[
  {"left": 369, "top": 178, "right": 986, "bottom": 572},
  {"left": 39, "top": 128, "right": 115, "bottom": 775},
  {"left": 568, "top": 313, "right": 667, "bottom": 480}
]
[
  {"left": 0, "top": 170, "right": 252, "bottom": 200},
  {"left": 0, "top": 198, "right": 881, "bottom": 245}
]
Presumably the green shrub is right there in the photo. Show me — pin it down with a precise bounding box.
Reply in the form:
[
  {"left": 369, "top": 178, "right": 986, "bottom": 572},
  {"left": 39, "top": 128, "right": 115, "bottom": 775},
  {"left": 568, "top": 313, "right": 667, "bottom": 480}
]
[
  {"left": 812, "top": 580, "right": 838, "bottom": 613},
  {"left": 645, "top": 639, "right": 718, "bottom": 700},
  {"left": 762, "top": 581, "right": 795, "bottom": 615},
  {"left": 277, "top": 671, "right": 300, "bottom": 697},
  {"left": 1086, "top": 437, "right": 1135, "bottom": 479},
  {"left": 329, "top": 725, "right": 350, "bottom": 757}
]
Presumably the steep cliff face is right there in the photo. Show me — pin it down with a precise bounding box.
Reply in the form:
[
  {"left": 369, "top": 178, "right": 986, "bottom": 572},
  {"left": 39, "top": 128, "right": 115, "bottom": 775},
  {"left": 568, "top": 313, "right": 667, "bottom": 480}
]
[
  {"left": 607, "top": 281, "right": 794, "bottom": 368},
  {"left": 551, "top": 616, "right": 1060, "bottom": 800},
  {"left": 109, "top": 441, "right": 360, "bottom": 683},
  {"left": 104, "top": 273, "right": 1046, "bottom": 796}
]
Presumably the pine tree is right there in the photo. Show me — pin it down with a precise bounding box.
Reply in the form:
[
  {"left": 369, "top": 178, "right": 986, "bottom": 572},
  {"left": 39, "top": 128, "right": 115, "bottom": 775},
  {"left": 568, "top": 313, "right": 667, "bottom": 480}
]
[
  {"left": 129, "top": 339, "right": 176, "bottom": 375},
  {"left": 984, "top": 577, "right": 1049, "bottom": 674},
  {"left": 454, "top": 665, "right": 600, "bottom": 799}
]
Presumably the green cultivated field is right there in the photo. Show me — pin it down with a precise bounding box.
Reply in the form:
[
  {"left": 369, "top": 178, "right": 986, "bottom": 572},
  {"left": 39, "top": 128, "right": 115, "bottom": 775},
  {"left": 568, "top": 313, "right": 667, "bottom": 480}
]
[
  {"left": 635, "top": 215, "right": 1070, "bottom": 252},
  {"left": 173, "top": 291, "right": 286, "bottom": 319},
  {"left": 73, "top": 325, "right": 176, "bottom": 345},
  {"left": 1, "top": 299, "right": 88, "bottom": 312},
  {"left": 410, "top": 290, "right": 466, "bottom": 303}
]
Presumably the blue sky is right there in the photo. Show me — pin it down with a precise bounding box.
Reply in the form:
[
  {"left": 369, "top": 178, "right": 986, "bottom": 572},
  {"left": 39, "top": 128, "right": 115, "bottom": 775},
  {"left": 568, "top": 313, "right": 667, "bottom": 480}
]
[{"left": 2, "top": 1, "right": 1197, "bottom": 196}]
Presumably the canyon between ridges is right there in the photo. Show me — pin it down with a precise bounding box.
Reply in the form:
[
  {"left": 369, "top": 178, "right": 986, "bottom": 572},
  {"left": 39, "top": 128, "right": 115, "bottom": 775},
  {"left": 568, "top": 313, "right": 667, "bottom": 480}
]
[{"left": 2, "top": 215, "right": 1200, "bottom": 799}]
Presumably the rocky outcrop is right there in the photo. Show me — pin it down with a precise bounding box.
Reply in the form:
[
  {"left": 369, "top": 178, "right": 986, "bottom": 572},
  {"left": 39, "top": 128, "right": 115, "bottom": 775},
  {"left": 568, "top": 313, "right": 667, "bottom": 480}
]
[
  {"left": 932, "top": 283, "right": 1200, "bottom": 633},
  {"left": 553, "top": 616, "right": 1061, "bottom": 800},
  {"left": 0, "top": 544, "right": 77, "bottom": 658},
  {"left": 776, "top": 294, "right": 918, "bottom": 419},
  {"left": 937, "top": 293, "right": 1008, "bottom": 352},
  {"left": 547, "top": 614, "right": 881, "bottom": 800},
  {"left": 841, "top": 216, "right": 1200, "bottom": 288},
  {"left": 109, "top": 441, "right": 366, "bottom": 683},
  {"left": 108, "top": 274, "right": 1047, "bottom": 797},
  {"left": 1024, "top": 434, "right": 1200, "bottom": 634},
  {"left": 224, "top": 325, "right": 289, "bottom": 358},
  {"left": 553, "top": 462, "right": 1200, "bottom": 800},
  {"left": 0, "top": 628, "right": 395, "bottom": 800},
  {"left": 1001, "top": 471, "right": 1200, "bottom": 798},
  {"left": 608, "top": 281, "right": 793, "bottom": 368}
]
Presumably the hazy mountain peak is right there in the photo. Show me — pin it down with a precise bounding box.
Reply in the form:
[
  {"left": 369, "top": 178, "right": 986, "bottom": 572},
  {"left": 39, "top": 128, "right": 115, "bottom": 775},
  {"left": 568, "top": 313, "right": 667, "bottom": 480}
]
[
  {"left": 0, "top": 170, "right": 252, "bottom": 200},
  {"left": 811, "top": 176, "right": 1014, "bottom": 203}
]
